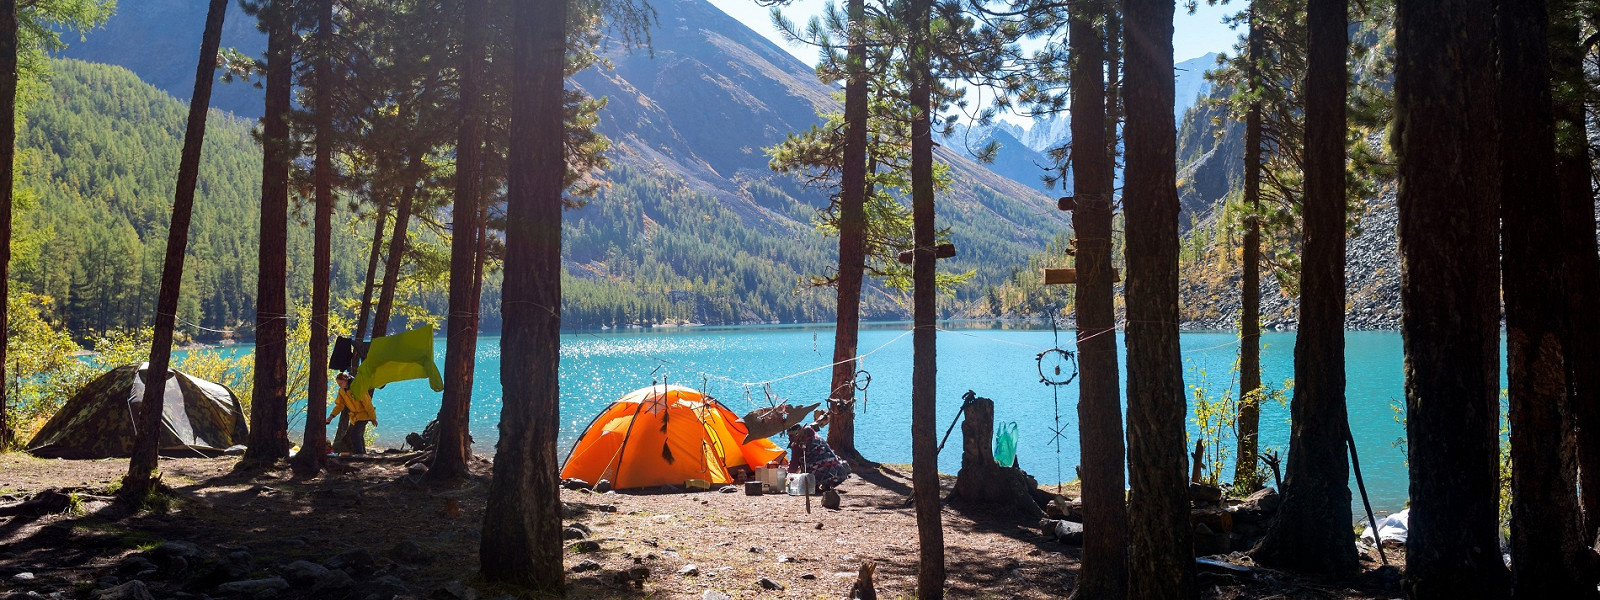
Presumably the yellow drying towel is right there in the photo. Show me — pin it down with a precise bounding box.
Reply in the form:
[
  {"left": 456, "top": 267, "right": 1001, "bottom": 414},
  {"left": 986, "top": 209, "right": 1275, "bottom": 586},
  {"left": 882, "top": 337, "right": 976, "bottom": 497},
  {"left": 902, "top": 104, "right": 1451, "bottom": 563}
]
[{"left": 352, "top": 325, "right": 444, "bottom": 398}]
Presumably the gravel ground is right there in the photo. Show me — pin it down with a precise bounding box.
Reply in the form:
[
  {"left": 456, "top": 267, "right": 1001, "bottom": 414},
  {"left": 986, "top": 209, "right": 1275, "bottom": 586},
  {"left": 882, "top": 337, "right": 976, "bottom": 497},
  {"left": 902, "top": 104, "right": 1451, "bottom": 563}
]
[{"left": 0, "top": 452, "right": 1403, "bottom": 599}]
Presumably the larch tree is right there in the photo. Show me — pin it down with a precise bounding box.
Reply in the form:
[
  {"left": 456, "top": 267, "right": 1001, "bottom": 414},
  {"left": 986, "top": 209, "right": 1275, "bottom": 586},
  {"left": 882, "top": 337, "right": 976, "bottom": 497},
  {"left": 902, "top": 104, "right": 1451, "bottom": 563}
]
[
  {"left": 428, "top": 0, "right": 490, "bottom": 485},
  {"left": 243, "top": 0, "right": 296, "bottom": 468},
  {"left": 1498, "top": 0, "right": 1593, "bottom": 596},
  {"left": 0, "top": 0, "right": 15, "bottom": 449},
  {"left": 1121, "top": 0, "right": 1193, "bottom": 595},
  {"left": 291, "top": 0, "right": 336, "bottom": 478},
  {"left": 0, "top": 8, "right": 115, "bottom": 443},
  {"left": 1232, "top": 7, "right": 1264, "bottom": 492},
  {"left": 1067, "top": 1, "right": 1127, "bottom": 597},
  {"left": 124, "top": 0, "right": 230, "bottom": 497},
  {"left": 480, "top": 0, "right": 566, "bottom": 591},
  {"left": 1251, "top": 0, "right": 1357, "bottom": 574},
  {"left": 1550, "top": 0, "right": 1600, "bottom": 542},
  {"left": 354, "top": 204, "right": 388, "bottom": 342},
  {"left": 1394, "top": 0, "right": 1511, "bottom": 594},
  {"left": 371, "top": 152, "right": 423, "bottom": 339}
]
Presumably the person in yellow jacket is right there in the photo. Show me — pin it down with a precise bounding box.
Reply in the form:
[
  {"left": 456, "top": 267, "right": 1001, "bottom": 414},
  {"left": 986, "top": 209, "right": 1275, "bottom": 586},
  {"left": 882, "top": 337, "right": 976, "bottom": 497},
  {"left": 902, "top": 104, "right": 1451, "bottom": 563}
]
[{"left": 328, "top": 372, "right": 377, "bottom": 455}]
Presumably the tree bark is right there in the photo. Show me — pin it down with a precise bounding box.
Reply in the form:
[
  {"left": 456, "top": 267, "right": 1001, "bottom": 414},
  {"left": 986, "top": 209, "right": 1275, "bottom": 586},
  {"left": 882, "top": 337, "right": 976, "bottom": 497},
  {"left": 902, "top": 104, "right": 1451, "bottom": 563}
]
[
  {"left": 1233, "top": 8, "right": 1264, "bottom": 493},
  {"left": 427, "top": 0, "right": 489, "bottom": 485},
  {"left": 1550, "top": 2, "right": 1600, "bottom": 546},
  {"left": 125, "top": 0, "right": 229, "bottom": 496},
  {"left": 1251, "top": 0, "right": 1357, "bottom": 574},
  {"left": 1122, "top": 0, "right": 1194, "bottom": 596},
  {"left": 952, "top": 397, "right": 998, "bottom": 492},
  {"left": 243, "top": 0, "right": 295, "bottom": 467},
  {"left": 826, "top": 0, "right": 870, "bottom": 467},
  {"left": 1068, "top": 2, "right": 1127, "bottom": 597},
  {"left": 354, "top": 203, "right": 389, "bottom": 343},
  {"left": 291, "top": 0, "right": 335, "bottom": 478},
  {"left": 373, "top": 157, "right": 422, "bottom": 339},
  {"left": 0, "top": 0, "right": 15, "bottom": 450},
  {"left": 909, "top": 0, "right": 943, "bottom": 595},
  {"left": 1394, "top": 0, "right": 1511, "bottom": 594},
  {"left": 471, "top": 188, "right": 489, "bottom": 302},
  {"left": 1499, "top": 0, "right": 1594, "bottom": 596},
  {"left": 479, "top": 0, "right": 565, "bottom": 591}
]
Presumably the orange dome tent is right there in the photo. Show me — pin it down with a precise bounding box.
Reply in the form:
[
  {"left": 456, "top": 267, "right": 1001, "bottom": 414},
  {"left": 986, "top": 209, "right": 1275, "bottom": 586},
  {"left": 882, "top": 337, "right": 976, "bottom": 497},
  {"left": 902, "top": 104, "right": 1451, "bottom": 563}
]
[{"left": 562, "top": 385, "right": 785, "bottom": 490}]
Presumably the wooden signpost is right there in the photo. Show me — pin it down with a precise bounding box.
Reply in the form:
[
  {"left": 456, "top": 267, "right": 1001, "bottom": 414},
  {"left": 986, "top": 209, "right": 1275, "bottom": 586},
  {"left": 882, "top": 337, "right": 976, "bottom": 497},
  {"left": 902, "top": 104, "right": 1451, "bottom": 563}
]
[{"left": 1045, "top": 198, "right": 1119, "bottom": 286}]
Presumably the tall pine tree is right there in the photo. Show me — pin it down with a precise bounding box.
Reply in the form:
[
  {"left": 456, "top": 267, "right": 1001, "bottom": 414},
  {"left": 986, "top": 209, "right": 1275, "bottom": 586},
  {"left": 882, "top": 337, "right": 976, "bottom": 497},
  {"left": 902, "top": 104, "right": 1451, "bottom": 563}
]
[
  {"left": 429, "top": 0, "right": 490, "bottom": 484},
  {"left": 480, "top": 0, "right": 566, "bottom": 590},
  {"left": 1122, "top": 0, "right": 1193, "bottom": 595},
  {"left": 1068, "top": 1, "right": 1126, "bottom": 597},
  {"left": 124, "top": 0, "right": 229, "bottom": 497},
  {"left": 1251, "top": 0, "right": 1357, "bottom": 573},
  {"left": 1498, "top": 0, "right": 1593, "bottom": 595},
  {"left": 242, "top": 0, "right": 295, "bottom": 467},
  {"left": 908, "top": 0, "right": 944, "bottom": 594},
  {"left": 1394, "top": 0, "right": 1510, "bottom": 594}
]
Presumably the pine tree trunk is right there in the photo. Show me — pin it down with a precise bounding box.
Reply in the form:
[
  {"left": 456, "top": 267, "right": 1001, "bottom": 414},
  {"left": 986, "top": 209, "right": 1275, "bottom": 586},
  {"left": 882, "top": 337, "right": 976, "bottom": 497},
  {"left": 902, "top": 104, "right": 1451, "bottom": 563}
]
[
  {"left": 471, "top": 191, "right": 489, "bottom": 302},
  {"left": 1550, "top": 3, "right": 1600, "bottom": 546},
  {"left": 1251, "top": 0, "right": 1357, "bottom": 574},
  {"left": 373, "top": 159, "right": 422, "bottom": 339},
  {"left": 0, "top": 0, "right": 15, "bottom": 450},
  {"left": 1122, "top": 0, "right": 1194, "bottom": 596},
  {"left": 909, "top": 0, "right": 943, "bottom": 594},
  {"left": 243, "top": 1, "right": 295, "bottom": 467},
  {"left": 292, "top": 0, "right": 335, "bottom": 477},
  {"left": 480, "top": 0, "right": 565, "bottom": 591},
  {"left": 125, "top": 0, "right": 229, "bottom": 496},
  {"left": 826, "top": 0, "right": 870, "bottom": 466},
  {"left": 1068, "top": 3, "right": 1127, "bottom": 597},
  {"left": 1394, "top": 0, "right": 1511, "bottom": 594},
  {"left": 355, "top": 204, "right": 389, "bottom": 342},
  {"left": 1103, "top": 7, "right": 1121, "bottom": 157},
  {"left": 1233, "top": 10, "right": 1264, "bottom": 493},
  {"left": 1499, "top": 1, "right": 1594, "bottom": 596},
  {"left": 428, "top": 0, "right": 489, "bottom": 485}
]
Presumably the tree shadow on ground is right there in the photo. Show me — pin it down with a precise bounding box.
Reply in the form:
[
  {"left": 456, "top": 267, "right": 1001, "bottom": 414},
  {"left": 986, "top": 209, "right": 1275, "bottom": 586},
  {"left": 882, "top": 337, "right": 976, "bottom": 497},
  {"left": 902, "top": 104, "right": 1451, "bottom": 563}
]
[{"left": 853, "top": 464, "right": 912, "bottom": 497}]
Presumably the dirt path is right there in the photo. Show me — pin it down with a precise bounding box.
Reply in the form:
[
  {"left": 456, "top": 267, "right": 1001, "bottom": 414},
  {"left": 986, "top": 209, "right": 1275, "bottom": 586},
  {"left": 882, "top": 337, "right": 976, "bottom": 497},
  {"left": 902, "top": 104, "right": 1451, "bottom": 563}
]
[{"left": 0, "top": 452, "right": 1401, "bottom": 599}]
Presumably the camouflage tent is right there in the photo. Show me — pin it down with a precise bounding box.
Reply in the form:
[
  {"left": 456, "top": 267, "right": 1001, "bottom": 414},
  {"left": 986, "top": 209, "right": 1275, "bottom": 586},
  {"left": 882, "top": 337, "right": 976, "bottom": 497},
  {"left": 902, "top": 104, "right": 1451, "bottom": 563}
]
[{"left": 27, "top": 364, "right": 249, "bottom": 459}]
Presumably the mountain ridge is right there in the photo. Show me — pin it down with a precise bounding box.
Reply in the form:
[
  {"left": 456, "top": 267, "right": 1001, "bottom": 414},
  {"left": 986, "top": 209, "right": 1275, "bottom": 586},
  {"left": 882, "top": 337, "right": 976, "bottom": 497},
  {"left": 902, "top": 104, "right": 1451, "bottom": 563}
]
[{"left": 54, "top": 0, "right": 1073, "bottom": 328}]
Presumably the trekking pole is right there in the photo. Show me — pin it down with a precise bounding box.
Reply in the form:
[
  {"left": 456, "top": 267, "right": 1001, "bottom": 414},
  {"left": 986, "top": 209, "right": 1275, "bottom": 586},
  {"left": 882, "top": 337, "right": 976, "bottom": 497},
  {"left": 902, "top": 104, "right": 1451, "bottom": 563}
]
[
  {"left": 802, "top": 447, "right": 811, "bottom": 514},
  {"left": 1347, "top": 425, "right": 1387, "bottom": 565},
  {"left": 936, "top": 391, "right": 978, "bottom": 455}
]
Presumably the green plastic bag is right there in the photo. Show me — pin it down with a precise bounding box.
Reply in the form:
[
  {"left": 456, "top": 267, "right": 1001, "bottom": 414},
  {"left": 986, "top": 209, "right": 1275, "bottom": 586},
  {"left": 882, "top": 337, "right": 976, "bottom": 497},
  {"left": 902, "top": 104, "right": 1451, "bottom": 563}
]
[{"left": 994, "top": 421, "right": 1019, "bottom": 467}]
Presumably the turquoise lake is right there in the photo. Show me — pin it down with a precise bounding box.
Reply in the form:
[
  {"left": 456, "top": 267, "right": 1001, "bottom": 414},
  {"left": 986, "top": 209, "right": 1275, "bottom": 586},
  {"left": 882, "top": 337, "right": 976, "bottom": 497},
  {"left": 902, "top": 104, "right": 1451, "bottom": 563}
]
[{"left": 280, "top": 324, "right": 1443, "bottom": 515}]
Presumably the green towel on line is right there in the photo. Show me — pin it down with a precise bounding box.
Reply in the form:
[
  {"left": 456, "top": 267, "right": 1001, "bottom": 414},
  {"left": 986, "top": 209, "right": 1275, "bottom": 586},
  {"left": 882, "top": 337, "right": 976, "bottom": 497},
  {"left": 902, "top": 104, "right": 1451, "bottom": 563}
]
[{"left": 352, "top": 325, "right": 443, "bottom": 397}]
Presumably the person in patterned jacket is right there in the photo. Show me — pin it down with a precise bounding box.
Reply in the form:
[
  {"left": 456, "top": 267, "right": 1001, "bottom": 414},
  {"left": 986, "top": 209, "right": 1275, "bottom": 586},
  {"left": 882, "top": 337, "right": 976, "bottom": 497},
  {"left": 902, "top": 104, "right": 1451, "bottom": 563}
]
[{"left": 786, "top": 410, "right": 851, "bottom": 494}]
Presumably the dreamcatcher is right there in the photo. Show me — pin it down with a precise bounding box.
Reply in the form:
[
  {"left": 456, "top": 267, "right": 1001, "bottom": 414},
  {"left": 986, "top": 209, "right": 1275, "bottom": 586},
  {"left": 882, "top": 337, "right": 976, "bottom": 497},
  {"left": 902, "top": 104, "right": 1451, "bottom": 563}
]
[{"left": 1036, "top": 311, "right": 1079, "bottom": 494}]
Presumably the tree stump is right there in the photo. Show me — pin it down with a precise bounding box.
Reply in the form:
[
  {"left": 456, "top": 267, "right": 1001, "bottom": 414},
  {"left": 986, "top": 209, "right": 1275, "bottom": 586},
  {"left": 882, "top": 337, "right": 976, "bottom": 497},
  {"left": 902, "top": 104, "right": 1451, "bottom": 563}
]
[{"left": 949, "top": 395, "right": 1044, "bottom": 518}]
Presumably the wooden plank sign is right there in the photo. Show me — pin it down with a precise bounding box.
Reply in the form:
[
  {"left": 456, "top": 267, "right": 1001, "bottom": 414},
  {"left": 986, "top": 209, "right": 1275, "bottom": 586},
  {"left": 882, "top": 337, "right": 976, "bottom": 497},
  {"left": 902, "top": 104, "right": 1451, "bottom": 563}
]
[{"left": 1044, "top": 268, "right": 1077, "bottom": 285}]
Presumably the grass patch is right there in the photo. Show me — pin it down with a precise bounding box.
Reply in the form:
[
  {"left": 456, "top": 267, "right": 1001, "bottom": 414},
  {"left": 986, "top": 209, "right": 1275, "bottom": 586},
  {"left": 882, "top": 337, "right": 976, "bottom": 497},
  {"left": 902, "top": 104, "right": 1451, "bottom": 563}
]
[{"left": 65, "top": 492, "right": 88, "bottom": 516}]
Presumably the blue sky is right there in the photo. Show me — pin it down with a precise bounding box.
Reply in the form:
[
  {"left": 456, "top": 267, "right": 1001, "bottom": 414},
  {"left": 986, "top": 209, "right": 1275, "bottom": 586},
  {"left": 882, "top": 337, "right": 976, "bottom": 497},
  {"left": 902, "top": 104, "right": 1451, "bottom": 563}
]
[{"left": 706, "top": 0, "right": 1246, "bottom": 67}]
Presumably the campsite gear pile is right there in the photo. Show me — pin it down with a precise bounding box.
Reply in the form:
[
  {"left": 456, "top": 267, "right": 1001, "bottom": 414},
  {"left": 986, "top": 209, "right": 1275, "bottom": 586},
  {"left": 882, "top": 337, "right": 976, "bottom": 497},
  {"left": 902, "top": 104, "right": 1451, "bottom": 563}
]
[
  {"left": 562, "top": 385, "right": 784, "bottom": 490},
  {"left": 27, "top": 364, "right": 248, "bottom": 459},
  {"left": 753, "top": 464, "right": 786, "bottom": 493}
]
